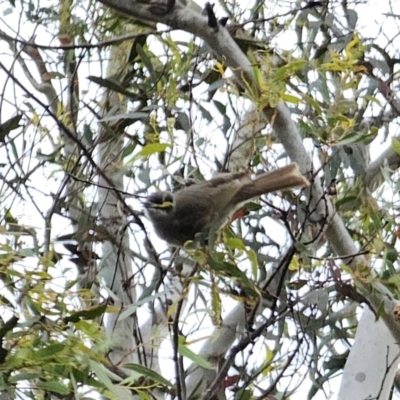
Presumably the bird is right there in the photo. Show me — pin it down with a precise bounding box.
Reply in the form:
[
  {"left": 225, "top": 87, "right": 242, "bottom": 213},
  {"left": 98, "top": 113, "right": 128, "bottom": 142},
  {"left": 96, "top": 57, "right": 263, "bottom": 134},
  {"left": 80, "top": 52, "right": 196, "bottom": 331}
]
[{"left": 144, "top": 163, "right": 309, "bottom": 247}]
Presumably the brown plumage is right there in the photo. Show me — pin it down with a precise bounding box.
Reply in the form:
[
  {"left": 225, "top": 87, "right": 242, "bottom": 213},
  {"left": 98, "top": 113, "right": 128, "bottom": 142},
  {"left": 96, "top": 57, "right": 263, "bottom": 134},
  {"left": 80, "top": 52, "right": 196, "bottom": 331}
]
[{"left": 144, "top": 163, "right": 309, "bottom": 246}]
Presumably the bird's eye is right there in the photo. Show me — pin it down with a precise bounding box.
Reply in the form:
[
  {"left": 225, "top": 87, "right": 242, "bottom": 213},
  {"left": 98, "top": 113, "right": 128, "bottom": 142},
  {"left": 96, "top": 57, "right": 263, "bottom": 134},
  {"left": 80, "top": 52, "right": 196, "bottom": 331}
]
[
  {"left": 164, "top": 193, "right": 173, "bottom": 203},
  {"left": 144, "top": 192, "right": 173, "bottom": 209}
]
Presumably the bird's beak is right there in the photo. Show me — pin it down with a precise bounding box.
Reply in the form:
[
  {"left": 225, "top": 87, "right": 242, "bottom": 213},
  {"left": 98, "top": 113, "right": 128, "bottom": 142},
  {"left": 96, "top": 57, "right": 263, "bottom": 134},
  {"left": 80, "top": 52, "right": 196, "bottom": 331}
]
[{"left": 142, "top": 200, "right": 153, "bottom": 209}]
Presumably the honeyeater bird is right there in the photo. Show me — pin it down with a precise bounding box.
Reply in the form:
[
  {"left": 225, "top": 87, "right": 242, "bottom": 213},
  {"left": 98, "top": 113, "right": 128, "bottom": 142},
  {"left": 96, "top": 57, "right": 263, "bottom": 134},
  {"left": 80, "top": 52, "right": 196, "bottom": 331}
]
[{"left": 144, "top": 163, "right": 309, "bottom": 246}]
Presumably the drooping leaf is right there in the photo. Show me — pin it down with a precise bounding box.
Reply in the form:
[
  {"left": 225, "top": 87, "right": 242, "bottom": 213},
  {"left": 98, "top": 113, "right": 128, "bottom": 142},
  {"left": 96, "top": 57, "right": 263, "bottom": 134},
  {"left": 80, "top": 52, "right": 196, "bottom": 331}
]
[
  {"left": 64, "top": 303, "right": 107, "bottom": 323},
  {"left": 178, "top": 337, "right": 213, "bottom": 369},
  {"left": 124, "top": 363, "right": 173, "bottom": 387},
  {"left": 0, "top": 114, "right": 22, "bottom": 142},
  {"left": 36, "top": 381, "right": 70, "bottom": 395}
]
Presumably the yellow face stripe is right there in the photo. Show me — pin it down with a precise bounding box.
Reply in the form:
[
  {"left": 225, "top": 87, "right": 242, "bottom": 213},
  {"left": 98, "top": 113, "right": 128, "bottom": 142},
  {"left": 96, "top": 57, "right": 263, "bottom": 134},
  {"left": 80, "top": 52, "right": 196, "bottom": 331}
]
[{"left": 154, "top": 201, "right": 173, "bottom": 208}]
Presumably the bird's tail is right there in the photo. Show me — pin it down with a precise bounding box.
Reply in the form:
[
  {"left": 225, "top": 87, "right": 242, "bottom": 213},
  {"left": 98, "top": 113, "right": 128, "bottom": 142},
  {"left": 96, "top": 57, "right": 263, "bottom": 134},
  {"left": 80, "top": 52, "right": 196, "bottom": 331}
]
[{"left": 235, "top": 163, "right": 309, "bottom": 202}]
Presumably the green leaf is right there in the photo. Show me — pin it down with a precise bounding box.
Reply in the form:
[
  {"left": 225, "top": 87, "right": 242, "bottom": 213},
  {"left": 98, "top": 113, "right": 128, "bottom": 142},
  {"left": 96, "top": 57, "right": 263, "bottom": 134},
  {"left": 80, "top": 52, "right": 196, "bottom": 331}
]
[
  {"left": 128, "top": 34, "right": 147, "bottom": 64},
  {"left": 100, "top": 112, "right": 149, "bottom": 122},
  {"left": 199, "top": 104, "right": 212, "bottom": 122},
  {"left": 302, "top": 94, "right": 322, "bottom": 115},
  {"left": 388, "top": 274, "right": 400, "bottom": 289},
  {"left": 138, "top": 391, "right": 152, "bottom": 400},
  {"left": 119, "top": 290, "right": 168, "bottom": 320},
  {"left": 37, "top": 380, "right": 70, "bottom": 395},
  {"left": 136, "top": 44, "right": 156, "bottom": 82},
  {"left": 0, "top": 114, "right": 22, "bottom": 142},
  {"left": 346, "top": 9, "right": 358, "bottom": 29},
  {"left": 323, "top": 351, "right": 349, "bottom": 371},
  {"left": 242, "top": 201, "right": 262, "bottom": 212},
  {"left": 375, "top": 301, "right": 385, "bottom": 320},
  {"left": 176, "top": 112, "right": 190, "bottom": 132},
  {"left": 0, "top": 316, "right": 18, "bottom": 339},
  {"left": 335, "top": 195, "right": 360, "bottom": 210},
  {"left": 235, "top": 388, "right": 252, "bottom": 400},
  {"left": 275, "top": 60, "right": 307, "bottom": 81},
  {"left": 392, "top": 139, "right": 400, "bottom": 155},
  {"left": 178, "top": 337, "right": 213, "bottom": 369},
  {"left": 247, "top": 249, "right": 258, "bottom": 281},
  {"left": 333, "top": 131, "right": 366, "bottom": 147},
  {"left": 364, "top": 95, "right": 381, "bottom": 106},
  {"left": 34, "top": 343, "right": 65, "bottom": 359},
  {"left": 124, "top": 363, "right": 173, "bottom": 387},
  {"left": 210, "top": 283, "right": 222, "bottom": 325},
  {"left": 88, "top": 76, "right": 142, "bottom": 100},
  {"left": 83, "top": 123, "right": 94, "bottom": 145},
  {"left": 206, "top": 79, "right": 225, "bottom": 94},
  {"left": 207, "top": 255, "right": 259, "bottom": 297},
  {"left": 287, "top": 279, "right": 308, "bottom": 290},
  {"left": 213, "top": 100, "right": 226, "bottom": 115},
  {"left": 89, "top": 360, "right": 119, "bottom": 394},
  {"left": 18, "top": 248, "right": 35, "bottom": 257},
  {"left": 133, "top": 143, "right": 170, "bottom": 160},
  {"left": 385, "top": 246, "right": 398, "bottom": 263},
  {"left": 9, "top": 372, "right": 41, "bottom": 383},
  {"left": 282, "top": 93, "right": 301, "bottom": 104},
  {"left": 122, "top": 142, "right": 137, "bottom": 158},
  {"left": 225, "top": 237, "right": 246, "bottom": 252},
  {"left": 0, "top": 373, "right": 5, "bottom": 390},
  {"left": 64, "top": 303, "right": 107, "bottom": 323}
]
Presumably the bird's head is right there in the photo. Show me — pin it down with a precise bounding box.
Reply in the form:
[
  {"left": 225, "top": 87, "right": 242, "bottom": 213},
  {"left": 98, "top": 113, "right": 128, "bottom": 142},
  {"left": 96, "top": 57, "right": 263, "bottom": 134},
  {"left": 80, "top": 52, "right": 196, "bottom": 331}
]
[{"left": 143, "top": 192, "right": 174, "bottom": 216}]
